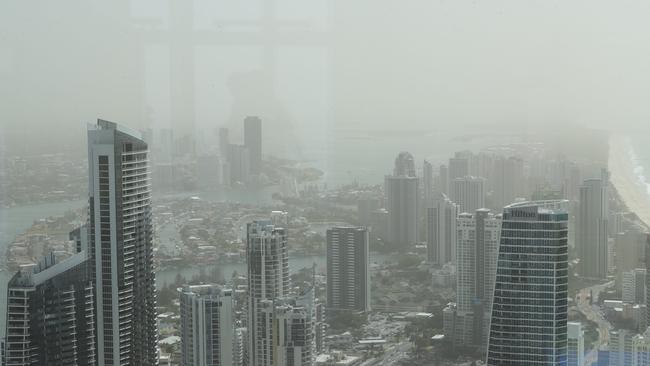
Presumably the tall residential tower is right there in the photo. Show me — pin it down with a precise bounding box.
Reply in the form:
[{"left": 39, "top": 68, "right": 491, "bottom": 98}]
[
  {"left": 3, "top": 120, "right": 158, "bottom": 366},
  {"left": 385, "top": 152, "right": 419, "bottom": 251},
  {"left": 179, "top": 285, "right": 234, "bottom": 366},
  {"left": 451, "top": 176, "right": 486, "bottom": 214},
  {"left": 88, "top": 120, "right": 158, "bottom": 365},
  {"left": 3, "top": 252, "right": 95, "bottom": 366},
  {"left": 246, "top": 221, "right": 290, "bottom": 366},
  {"left": 445, "top": 209, "right": 501, "bottom": 350},
  {"left": 423, "top": 160, "right": 434, "bottom": 205},
  {"left": 426, "top": 193, "right": 458, "bottom": 264},
  {"left": 576, "top": 172, "right": 609, "bottom": 279},
  {"left": 244, "top": 116, "right": 262, "bottom": 175},
  {"left": 326, "top": 227, "right": 370, "bottom": 312}
]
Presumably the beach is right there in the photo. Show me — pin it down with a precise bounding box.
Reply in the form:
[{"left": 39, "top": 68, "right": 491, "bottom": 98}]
[{"left": 608, "top": 135, "right": 650, "bottom": 227}]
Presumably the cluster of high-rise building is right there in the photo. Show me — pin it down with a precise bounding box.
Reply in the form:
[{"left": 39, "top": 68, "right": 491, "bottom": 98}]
[
  {"left": 219, "top": 116, "right": 263, "bottom": 186},
  {"left": 438, "top": 153, "right": 650, "bottom": 365},
  {"left": 443, "top": 208, "right": 501, "bottom": 350},
  {"left": 440, "top": 200, "right": 575, "bottom": 366},
  {"left": 174, "top": 218, "right": 348, "bottom": 366},
  {"left": 370, "top": 150, "right": 613, "bottom": 363},
  {"left": 149, "top": 116, "right": 264, "bottom": 191},
  {"left": 175, "top": 223, "right": 371, "bottom": 366},
  {"left": 9, "top": 119, "right": 650, "bottom": 366},
  {"left": 174, "top": 219, "right": 317, "bottom": 366},
  {"left": 3, "top": 120, "right": 158, "bottom": 365},
  {"left": 367, "top": 151, "right": 569, "bottom": 343},
  {"left": 594, "top": 236, "right": 650, "bottom": 366},
  {"left": 378, "top": 149, "right": 584, "bottom": 255},
  {"left": 240, "top": 222, "right": 370, "bottom": 366},
  {"left": 0, "top": 118, "right": 376, "bottom": 366}
]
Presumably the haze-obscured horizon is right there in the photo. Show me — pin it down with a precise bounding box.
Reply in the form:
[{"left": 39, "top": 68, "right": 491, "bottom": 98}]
[{"left": 3, "top": 0, "right": 650, "bottom": 160}]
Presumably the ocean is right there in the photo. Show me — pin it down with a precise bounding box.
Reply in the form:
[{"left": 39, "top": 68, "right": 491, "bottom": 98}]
[{"left": 303, "top": 128, "right": 522, "bottom": 186}]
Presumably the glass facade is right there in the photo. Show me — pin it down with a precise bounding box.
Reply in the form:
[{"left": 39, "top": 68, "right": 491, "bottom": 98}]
[{"left": 487, "top": 201, "right": 569, "bottom": 366}]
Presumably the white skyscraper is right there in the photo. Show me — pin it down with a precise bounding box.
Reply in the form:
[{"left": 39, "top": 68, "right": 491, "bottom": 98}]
[
  {"left": 426, "top": 193, "right": 458, "bottom": 264},
  {"left": 179, "top": 285, "right": 234, "bottom": 366},
  {"left": 577, "top": 171, "right": 609, "bottom": 279},
  {"left": 88, "top": 119, "right": 158, "bottom": 365},
  {"left": 568, "top": 322, "right": 585, "bottom": 366},
  {"left": 451, "top": 176, "right": 486, "bottom": 214},
  {"left": 445, "top": 209, "right": 501, "bottom": 350},
  {"left": 247, "top": 221, "right": 290, "bottom": 366}
]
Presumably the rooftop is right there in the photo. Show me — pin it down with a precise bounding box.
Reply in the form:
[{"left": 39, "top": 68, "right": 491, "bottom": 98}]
[
  {"left": 90, "top": 118, "right": 143, "bottom": 139},
  {"left": 504, "top": 199, "right": 569, "bottom": 214}
]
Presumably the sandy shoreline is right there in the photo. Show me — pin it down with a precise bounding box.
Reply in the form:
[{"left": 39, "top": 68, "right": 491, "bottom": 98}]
[{"left": 608, "top": 135, "right": 650, "bottom": 228}]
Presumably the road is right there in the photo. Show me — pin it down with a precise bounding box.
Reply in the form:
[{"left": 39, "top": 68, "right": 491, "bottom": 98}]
[
  {"left": 576, "top": 280, "right": 614, "bottom": 366},
  {"left": 358, "top": 341, "right": 412, "bottom": 366}
]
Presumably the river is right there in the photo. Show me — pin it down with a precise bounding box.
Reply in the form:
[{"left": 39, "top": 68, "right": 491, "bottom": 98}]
[
  {"left": 155, "top": 253, "right": 393, "bottom": 289},
  {"left": 0, "top": 192, "right": 393, "bottom": 337}
]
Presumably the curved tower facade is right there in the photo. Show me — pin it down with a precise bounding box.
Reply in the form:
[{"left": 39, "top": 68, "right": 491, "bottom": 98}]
[
  {"left": 246, "top": 221, "right": 290, "bottom": 366},
  {"left": 88, "top": 120, "right": 158, "bottom": 365},
  {"left": 487, "top": 200, "right": 569, "bottom": 365}
]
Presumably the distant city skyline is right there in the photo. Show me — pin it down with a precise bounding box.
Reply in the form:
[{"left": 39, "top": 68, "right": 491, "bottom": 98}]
[
  {"left": 0, "top": 116, "right": 644, "bottom": 365},
  {"left": 4, "top": 3, "right": 650, "bottom": 360}
]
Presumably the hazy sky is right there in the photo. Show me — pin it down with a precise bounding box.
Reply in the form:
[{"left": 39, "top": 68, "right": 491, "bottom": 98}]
[{"left": 2, "top": 0, "right": 650, "bottom": 157}]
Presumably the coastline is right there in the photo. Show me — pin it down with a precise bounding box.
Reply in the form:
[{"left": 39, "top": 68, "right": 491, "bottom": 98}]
[{"left": 608, "top": 135, "right": 650, "bottom": 228}]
